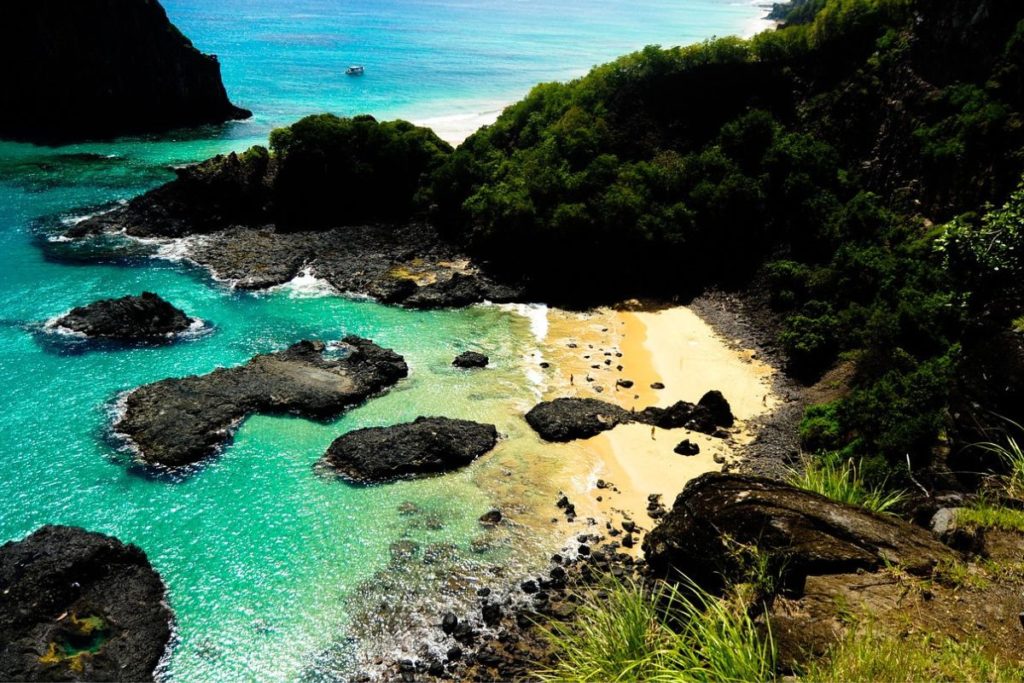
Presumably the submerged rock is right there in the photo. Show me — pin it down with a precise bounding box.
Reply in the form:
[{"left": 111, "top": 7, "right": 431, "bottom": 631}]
[
  {"left": 643, "top": 473, "right": 952, "bottom": 591},
  {"left": 453, "top": 351, "right": 489, "bottom": 369},
  {"left": 116, "top": 336, "right": 408, "bottom": 468},
  {"left": 320, "top": 417, "right": 498, "bottom": 483},
  {"left": 53, "top": 292, "right": 195, "bottom": 341},
  {"left": 525, "top": 398, "right": 631, "bottom": 442},
  {"left": 0, "top": 525, "right": 171, "bottom": 682},
  {"left": 0, "top": 0, "right": 249, "bottom": 143}
]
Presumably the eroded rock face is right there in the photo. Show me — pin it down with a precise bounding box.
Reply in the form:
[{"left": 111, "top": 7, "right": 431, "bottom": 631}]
[
  {"left": 0, "top": 526, "right": 171, "bottom": 682},
  {"left": 321, "top": 417, "right": 498, "bottom": 483},
  {"left": 54, "top": 292, "right": 194, "bottom": 341},
  {"left": 643, "top": 473, "right": 953, "bottom": 590},
  {"left": 116, "top": 336, "right": 408, "bottom": 468},
  {"left": 525, "top": 398, "right": 631, "bottom": 442},
  {"left": 0, "top": 0, "right": 250, "bottom": 143}
]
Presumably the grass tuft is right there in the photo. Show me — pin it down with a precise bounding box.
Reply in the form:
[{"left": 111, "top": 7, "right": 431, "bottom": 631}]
[
  {"left": 536, "top": 577, "right": 775, "bottom": 682},
  {"left": 800, "top": 620, "right": 1024, "bottom": 682},
  {"left": 787, "top": 455, "right": 907, "bottom": 514},
  {"left": 956, "top": 495, "right": 1024, "bottom": 533}
]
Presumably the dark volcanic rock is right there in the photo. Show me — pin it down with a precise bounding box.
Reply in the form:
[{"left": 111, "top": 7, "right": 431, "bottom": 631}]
[
  {"left": 673, "top": 439, "right": 701, "bottom": 456},
  {"left": 526, "top": 393, "right": 735, "bottom": 442},
  {"left": 54, "top": 292, "right": 194, "bottom": 341},
  {"left": 320, "top": 417, "right": 497, "bottom": 483},
  {"left": 525, "top": 398, "right": 631, "bottom": 442},
  {"left": 0, "top": 525, "right": 171, "bottom": 682},
  {"left": 697, "top": 390, "right": 735, "bottom": 428},
  {"left": 116, "top": 336, "right": 408, "bottom": 468},
  {"left": 643, "top": 473, "right": 953, "bottom": 591},
  {"left": 0, "top": 0, "right": 250, "bottom": 143},
  {"left": 453, "top": 351, "right": 489, "bottom": 369}
]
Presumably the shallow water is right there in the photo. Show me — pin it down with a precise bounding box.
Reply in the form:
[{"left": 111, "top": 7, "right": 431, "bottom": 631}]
[{"left": 0, "top": 1, "right": 766, "bottom": 679}]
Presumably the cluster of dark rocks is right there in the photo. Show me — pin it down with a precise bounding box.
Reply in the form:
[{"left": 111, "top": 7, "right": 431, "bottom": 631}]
[
  {"left": 524, "top": 390, "right": 735, "bottom": 443},
  {"left": 116, "top": 336, "right": 409, "bottom": 468}
]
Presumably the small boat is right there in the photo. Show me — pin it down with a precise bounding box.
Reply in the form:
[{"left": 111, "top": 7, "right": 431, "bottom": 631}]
[{"left": 345, "top": 65, "right": 365, "bottom": 76}]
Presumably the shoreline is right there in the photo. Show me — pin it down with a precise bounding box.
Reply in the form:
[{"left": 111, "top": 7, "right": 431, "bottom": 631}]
[{"left": 528, "top": 303, "right": 780, "bottom": 546}]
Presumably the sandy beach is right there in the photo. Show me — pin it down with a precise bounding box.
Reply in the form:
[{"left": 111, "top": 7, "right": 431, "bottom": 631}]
[{"left": 534, "top": 304, "right": 779, "bottom": 549}]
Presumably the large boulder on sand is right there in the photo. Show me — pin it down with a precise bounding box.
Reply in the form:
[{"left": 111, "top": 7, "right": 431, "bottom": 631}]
[
  {"left": 53, "top": 292, "right": 195, "bottom": 341},
  {"left": 320, "top": 417, "right": 498, "bottom": 483},
  {"left": 0, "top": 526, "right": 171, "bottom": 682},
  {"left": 525, "top": 398, "right": 631, "bottom": 442},
  {"left": 643, "top": 473, "right": 953, "bottom": 590},
  {"left": 116, "top": 336, "right": 408, "bottom": 468}
]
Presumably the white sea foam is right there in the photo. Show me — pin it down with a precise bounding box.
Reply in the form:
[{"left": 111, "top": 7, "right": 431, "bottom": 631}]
[
  {"left": 411, "top": 102, "right": 508, "bottom": 146},
  {"left": 269, "top": 266, "right": 339, "bottom": 298}
]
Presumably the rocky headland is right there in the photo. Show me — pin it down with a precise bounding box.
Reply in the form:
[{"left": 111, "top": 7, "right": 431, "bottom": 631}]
[
  {"left": 64, "top": 148, "right": 521, "bottom": 307},
  {"left": 52, "top": 292, "right": 196, "bottom": 341},
  {"left": 320, "top": 417, "right": 499, "bottom": 484},
  {"left": 0, "top": 525, "right": 172, "bottom": 682},
  {"left": 0, "top": 0, "right": 250, "bottom": 143},
  {"left": 115, "top": 337, "right": 408, "bottom": 468}
]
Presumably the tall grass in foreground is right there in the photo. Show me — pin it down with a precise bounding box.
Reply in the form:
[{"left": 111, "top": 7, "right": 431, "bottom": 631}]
[
  {"left": 787, "top": 455, "right": 906, "bottom": 513},
  {"left": 535, "top": 578, "right": 774, "bottom": 682},
  {"left": 973, "top": 423, "right": 1024, "bottom": 499},
  {"left": 800, "top": 621, "right": 1024, "bottom": 682}
]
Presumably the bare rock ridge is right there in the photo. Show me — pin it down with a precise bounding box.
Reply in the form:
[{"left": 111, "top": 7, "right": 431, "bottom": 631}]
[
  {"left": 320, "top": 417, "right": 499, "bottom": 483},
  {"left": 0, "top": 0, "right": 250, "bottom": 143},
  {"left": 53, "top": 292, "right": 195, "bottom": 341},
  {"left": 524, "top": 391, "right": 735, "bottom": 442},
  {"left": 0, "top": 526, "right": 172, "bottom": 682},
  {"left": 115, "top": 337, "right": 408, "bottom": 468},
  {"left": 643, "top": 473, "right": 954, "bottom": 591}
]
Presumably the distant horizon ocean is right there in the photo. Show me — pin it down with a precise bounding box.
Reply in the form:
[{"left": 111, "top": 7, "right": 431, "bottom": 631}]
[{"left": 0, "top": 2, "right": 770, "bottom": 679}]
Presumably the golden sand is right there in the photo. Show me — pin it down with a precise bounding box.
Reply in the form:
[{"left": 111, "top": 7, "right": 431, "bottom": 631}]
[{"left": 536, "top": 305, "right": 778, "bottom": 550}]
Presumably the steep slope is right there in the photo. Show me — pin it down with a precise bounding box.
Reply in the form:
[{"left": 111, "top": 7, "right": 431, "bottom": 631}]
[{"left": 0, "top": 0, "right": 250, "bottom": 142}]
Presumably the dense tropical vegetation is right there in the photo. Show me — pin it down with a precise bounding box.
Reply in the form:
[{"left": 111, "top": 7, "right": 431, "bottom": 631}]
[
  {"left": 423, "top": 0, "right": 1024, "bottom": 482},
  {"left": 225, "top": 0, "right": 1024, "bottom": 483}
]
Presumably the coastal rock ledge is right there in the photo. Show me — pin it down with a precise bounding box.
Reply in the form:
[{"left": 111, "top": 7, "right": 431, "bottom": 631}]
[
  {"left": 0, "top": 0, "right": 250, "bottom": 142},
  {"left": 0, "top": 525, "right": 172, "bottom": 682},
  {"left": 116, "top": 336, "right": 408, "bottom": 468},
  {"left": 54, "top": 292, "right": 195, "bottom": 341},
  {"left": 643, "top": 473, "right": 953, "bottom": 590},
  {"left": 320, "top": 417, "right": 499, "bottom": 483}
]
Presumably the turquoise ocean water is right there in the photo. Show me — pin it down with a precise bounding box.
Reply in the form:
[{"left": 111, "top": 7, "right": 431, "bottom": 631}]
[{"left": 0, "top": 2, "right": 766, "bottom": 679}]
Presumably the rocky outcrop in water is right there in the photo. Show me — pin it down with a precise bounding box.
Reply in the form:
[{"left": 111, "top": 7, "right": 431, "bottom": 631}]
[
  {"left": 525, "top": 392, "right": 735, "bottom": 442},
  {"left": 0, "top": 525, "right": 171, "bottom": 682},
  {"left": 0, "top": 0, "right": 250, "bottom": 143},
  {"left": 643, "top": 473, "right": 953, "bottom": 591},
  {"left": 116, "top": 336, "right": 408, "bottom": 468},
  {"left": 452, "top": 352, "right": 489, "bottom": 369},
  {"left": 320, "top": 417, "right": 498, "bottom": 483},
  {"left": 54, "top": 292, "right": 195, "bottom": 341}
]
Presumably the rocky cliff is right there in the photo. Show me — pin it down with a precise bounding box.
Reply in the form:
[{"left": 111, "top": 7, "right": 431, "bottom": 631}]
[{"left": 0, "top": 0, "right": 250, "bottom": 143}]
